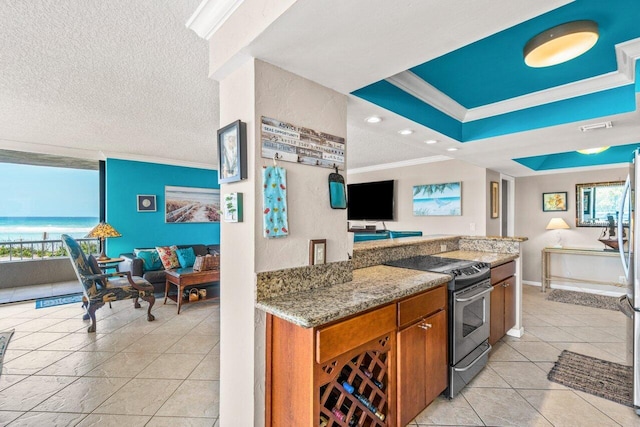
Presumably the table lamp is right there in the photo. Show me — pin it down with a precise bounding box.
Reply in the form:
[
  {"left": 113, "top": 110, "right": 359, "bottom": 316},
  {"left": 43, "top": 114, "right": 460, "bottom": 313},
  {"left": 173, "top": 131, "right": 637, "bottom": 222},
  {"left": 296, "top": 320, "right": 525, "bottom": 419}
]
[
  {"left": 86, "top": 222, "right": 122, "bottom": 261},
  {"left": 546, "top": 217, "right": 570, "bottom": 248}
]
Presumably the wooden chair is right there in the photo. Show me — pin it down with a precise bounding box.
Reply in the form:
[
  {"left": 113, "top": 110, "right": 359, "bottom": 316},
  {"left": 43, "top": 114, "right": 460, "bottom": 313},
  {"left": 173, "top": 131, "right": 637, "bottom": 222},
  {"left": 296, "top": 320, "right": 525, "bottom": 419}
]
[{"left": 61, "top": 234, "right": 155, "bottom": 333}]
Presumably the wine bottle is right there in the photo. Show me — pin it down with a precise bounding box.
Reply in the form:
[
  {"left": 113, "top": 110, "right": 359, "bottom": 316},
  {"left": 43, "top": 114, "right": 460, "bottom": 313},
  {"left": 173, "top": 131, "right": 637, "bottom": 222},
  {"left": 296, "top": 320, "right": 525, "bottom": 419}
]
[
  {"left": 341, "top": 381, "right": 385, "bottom": 421},
  {"left": 331, "top": 406, "right": 346, "bottom": 422},
  {"left": 319, "top": 415, "right": 329, "bottom": 427},
  {"left": 361, "top": 367, "right": 384, "bottom": 390}
]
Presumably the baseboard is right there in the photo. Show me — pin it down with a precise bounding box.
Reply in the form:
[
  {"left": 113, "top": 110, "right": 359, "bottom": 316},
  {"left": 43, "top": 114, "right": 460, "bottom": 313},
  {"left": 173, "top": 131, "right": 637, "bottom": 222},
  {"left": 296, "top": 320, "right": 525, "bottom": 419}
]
[{"left": 522, "top": 280, "right": 624, "bottom": 297}]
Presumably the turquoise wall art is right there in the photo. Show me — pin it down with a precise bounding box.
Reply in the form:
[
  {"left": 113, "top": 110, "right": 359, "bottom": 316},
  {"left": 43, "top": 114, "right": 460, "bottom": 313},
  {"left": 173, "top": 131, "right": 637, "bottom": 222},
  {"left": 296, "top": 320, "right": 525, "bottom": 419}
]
[{"left": 413, "top": 182, "right": 462, "bottom": 216}]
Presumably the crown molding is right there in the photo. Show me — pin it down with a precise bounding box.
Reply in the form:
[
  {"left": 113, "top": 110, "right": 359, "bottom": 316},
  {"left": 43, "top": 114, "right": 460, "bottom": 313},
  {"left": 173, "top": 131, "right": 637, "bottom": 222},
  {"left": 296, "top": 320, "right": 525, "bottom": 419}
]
[
  {"left": 186, "top": 0, "right": 245, "bottom": 40},
  {"left": 386, "top": 71, "right": 467, "bottom": 120},
  {"left": 100, "top": 151, "right": 216, "bottom": 170},
  {"left": 348, "top": 155, "right": 451, "bottom": 175}
]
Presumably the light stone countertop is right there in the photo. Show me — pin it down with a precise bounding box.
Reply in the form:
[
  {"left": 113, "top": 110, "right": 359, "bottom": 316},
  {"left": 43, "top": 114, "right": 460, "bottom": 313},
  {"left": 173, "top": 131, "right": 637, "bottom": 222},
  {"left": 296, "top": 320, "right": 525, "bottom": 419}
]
[
  {"left": 436, "top": 250, "right": 518, "bottom": 267},
  {"left": 256, "top": 265, "right": 450, "bottom": 328}
]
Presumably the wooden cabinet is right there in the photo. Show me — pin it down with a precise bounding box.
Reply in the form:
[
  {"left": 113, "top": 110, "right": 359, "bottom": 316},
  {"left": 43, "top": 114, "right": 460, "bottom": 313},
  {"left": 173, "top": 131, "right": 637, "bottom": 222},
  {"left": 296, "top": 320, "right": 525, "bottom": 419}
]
[
  {"left": 489, "top": 261, "right": 516, "bottom": 345},
  {"left": 396, "top": 286, "right": 447, "bottom": 426}
]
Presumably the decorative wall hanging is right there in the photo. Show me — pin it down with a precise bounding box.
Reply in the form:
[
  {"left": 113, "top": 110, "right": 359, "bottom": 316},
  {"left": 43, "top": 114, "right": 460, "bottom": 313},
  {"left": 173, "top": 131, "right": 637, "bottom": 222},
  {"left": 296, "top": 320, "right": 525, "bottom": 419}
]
[
  {"left": 490, "top": 181, "right": 499, "bottom": 219},
  {"left": 223, "top": 192, "right": 243, "bottom": 223},
  {"left": 413, "top": 182, "right": 462, "bottom": 216},
  {"left": 542, "top": 192, "right": 568, "bottom": 212},
  {"left": 217, "top": 120, "right": 247, "bottom": 184},
  {"left": 328, "top": 169, "right": 346, "bottom": 209},
  {"left": 260, "top": 116, "right": 345, "bottom": 170},
  {"left": 165, "top": 186, "right": 220, "bottom": 223},
  {"left": 137, "top": 195, "right": 157, "bottom": 212},
  {"left": 262, "top": 166, "right": 289, "bottom": 238}
]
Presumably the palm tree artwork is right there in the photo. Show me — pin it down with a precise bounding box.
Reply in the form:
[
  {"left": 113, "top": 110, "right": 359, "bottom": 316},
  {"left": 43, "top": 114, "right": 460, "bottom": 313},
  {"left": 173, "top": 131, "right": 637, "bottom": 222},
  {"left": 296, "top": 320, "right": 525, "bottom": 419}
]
[{"left": 413, "top": 182, "right": 461, "bottom": 216}]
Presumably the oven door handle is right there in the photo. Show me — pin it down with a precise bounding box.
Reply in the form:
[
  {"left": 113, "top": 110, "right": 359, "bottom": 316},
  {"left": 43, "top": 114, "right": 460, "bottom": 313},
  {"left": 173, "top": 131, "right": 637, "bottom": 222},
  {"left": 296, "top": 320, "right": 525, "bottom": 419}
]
[
  {"left": 455, "top": 285, "right": 493, "bottom": 302},
  {"left": 453, "top": 344, "right": 492, "bottom": 372}
]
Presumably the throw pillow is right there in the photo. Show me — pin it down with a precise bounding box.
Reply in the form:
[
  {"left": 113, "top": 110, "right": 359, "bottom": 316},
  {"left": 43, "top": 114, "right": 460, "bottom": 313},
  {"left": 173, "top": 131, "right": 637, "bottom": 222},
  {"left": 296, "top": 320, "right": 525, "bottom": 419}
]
[
  {"left": 134, "top": 249, "right": 163, "bottom": 271},
  {"left": 87, "top": 255, "right": 108, "bottom": 288},
  {"left": 175, "top": 247, "right": 196, "bottom": 268},
  {"left": 156, "top": 245, "right": 180, "bottom": 269},
  {"left": 0, "top": 329, "right": 15, "bottom": 376}
]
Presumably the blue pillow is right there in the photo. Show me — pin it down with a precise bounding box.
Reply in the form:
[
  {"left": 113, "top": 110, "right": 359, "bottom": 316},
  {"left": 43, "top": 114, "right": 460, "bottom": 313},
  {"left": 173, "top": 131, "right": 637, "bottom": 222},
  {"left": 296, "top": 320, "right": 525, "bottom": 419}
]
[
  {"left": 175, "top": 247, "right": 196, "bottom": 268},
  {"left": 134, "top": 249, "right": 163, "bottom": 271}
]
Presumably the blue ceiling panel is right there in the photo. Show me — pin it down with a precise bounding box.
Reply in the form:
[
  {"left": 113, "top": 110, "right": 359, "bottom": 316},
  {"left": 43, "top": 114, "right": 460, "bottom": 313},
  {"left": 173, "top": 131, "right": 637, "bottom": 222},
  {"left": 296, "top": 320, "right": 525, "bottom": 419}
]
[{"left": 514, "top": 143, "right": 640, "bottom": 171}]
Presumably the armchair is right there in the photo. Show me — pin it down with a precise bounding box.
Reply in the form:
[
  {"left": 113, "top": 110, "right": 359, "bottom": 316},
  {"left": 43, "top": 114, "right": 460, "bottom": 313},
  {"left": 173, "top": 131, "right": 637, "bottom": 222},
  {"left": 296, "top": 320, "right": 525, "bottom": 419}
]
[{"left": 61, "top": 234, "right": 156, "bottom": 333}]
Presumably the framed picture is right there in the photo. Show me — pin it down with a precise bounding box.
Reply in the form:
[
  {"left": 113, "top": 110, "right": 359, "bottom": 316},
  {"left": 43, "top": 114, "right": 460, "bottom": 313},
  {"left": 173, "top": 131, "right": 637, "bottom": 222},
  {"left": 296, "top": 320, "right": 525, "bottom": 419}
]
[
  {"left": 217, "top": 120, "right": 247, "bottom": 184},
  {"left": 309, "top": 239, "right": 326, "bottom": 265},
  {"left": 542, "top": 192, "right": 568, "bottom": 212},
  {"left": 490, "top": 181, "right": 499, "bottom": 219},
  {"left": 137, "top": 195, "right": 156, "bottom": 212},
  {"left": 413, "top": 182, "right": 461, "bottom": 216},
  {"left": 165, "top": 186, "right": 220, "bottom": 223},
  {"left": 223, "top": 192, "right": 243, "bottom": 223}
]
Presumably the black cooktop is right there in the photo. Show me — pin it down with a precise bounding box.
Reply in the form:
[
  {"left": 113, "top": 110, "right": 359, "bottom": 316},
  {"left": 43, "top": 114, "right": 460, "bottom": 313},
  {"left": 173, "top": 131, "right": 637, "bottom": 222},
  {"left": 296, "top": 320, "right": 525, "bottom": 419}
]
[{"left": 385, "top": 255, "right": 490, "bottom": 290}]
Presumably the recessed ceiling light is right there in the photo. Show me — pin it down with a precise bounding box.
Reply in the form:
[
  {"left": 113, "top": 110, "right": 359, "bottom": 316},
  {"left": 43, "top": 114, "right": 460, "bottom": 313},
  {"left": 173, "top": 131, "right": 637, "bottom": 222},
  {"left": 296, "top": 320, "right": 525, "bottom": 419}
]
[
  {"left": 364, "top": 116, "right": 382, "bottom": 124},
  {"left": 524, "top": 20, "right": 599, "bottom": 68},
  {"left": 579, "top": 121, "right": 613, "bottom": 132},
  {"left": 424, "top": 139, "right": 438, "bottom": 144},
  {"left": 398, "top": 129, "right": 413, "bottom": 135},
  {"left": 447, "top": 147, "right": 458, "bottom": 152},
  {"left": 577, "top": 146, "right": 610, "bottom": 155}
]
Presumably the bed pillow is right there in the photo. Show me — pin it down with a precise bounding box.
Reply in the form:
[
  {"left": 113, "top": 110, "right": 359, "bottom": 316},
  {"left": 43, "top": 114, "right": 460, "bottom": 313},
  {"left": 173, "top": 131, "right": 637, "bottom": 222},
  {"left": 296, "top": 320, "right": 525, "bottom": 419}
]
[
  {"left": 175, "top": 247, "right": 196, "bottom": 268},
  {"left": 134, "top": 249, "right": 163, "bottom": 271},
  {"left": 156, "top": 245, "right": 180, "bottom": 269}
]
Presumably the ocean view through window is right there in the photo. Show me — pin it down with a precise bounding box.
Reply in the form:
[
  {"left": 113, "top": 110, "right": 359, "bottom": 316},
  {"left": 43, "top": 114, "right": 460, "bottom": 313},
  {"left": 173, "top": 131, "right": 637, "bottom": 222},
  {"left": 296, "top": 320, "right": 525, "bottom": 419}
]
[{"left": 0, "top": 161, "right": 99, "bottom": 259}]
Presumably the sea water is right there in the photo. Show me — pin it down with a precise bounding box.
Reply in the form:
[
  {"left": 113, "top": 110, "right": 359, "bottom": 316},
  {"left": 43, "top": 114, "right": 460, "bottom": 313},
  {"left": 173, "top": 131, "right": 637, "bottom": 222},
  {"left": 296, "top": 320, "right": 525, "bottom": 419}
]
[{"left": 0, "top": 217, "right": 99, "bottom": 242}]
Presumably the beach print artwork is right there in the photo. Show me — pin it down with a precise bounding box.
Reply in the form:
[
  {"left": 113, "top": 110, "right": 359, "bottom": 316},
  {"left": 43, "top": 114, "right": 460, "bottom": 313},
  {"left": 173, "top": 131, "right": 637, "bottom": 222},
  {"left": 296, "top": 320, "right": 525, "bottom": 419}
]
[
  {"left": 165, "top": 186, "right": 220, "bottom": 223},
  {"left": 413, "top": 182, "right": 462, "bottom": 216}
]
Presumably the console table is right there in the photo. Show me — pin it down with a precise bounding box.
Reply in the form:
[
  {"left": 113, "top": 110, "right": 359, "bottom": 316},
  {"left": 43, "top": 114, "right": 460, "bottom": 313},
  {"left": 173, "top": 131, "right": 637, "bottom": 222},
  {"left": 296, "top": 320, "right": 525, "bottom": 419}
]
[{"left": 540, "top": 247, "right": 621, "bottom": 292}]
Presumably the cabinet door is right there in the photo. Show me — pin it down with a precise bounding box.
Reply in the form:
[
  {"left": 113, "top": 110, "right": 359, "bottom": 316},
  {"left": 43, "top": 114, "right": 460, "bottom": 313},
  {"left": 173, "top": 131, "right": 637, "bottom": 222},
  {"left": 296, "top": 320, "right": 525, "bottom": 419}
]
[
  {"left": 503, "top": 276, "right": 516, "bottom": 333},
  {"left": 489, "top": 283, "right": 505, "bottom": 346},
  {"left": 397, "top": 321, "right": 427, "bottom": 426},
  {"left": 424, "top": 309, "right": 448, "bottom": 405}
]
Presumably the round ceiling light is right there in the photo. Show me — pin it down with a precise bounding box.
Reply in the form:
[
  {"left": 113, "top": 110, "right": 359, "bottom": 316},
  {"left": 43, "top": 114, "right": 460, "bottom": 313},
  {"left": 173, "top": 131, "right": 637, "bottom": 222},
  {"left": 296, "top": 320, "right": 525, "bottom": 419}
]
[
  {"left": 524, "top": 20, "right": 599, "bottom": 68},
  {"left": 447, "top": 147, "right": 458, "bottom": 152},
  {"left": 424, "top": 139, "right": 438, "bottom": 144},
  {"left": 577, "top": 146, "right": 610, "bottom": 155},
  {"left": 364, "top": 116, "right": 382, "bottom": 124},
  {"left": 398, "top": 129, "right": 413, "bottom": 135}
]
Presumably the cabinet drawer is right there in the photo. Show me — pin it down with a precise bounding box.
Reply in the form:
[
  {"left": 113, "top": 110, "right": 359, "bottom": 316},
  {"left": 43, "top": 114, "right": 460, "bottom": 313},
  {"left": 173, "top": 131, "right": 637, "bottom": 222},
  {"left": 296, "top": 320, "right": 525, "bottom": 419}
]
[
  {"left": 491, "top": 260, "right": 515, "bottom": 285},
  {"left": 316, "top": 304, "right": 396, "bottom": 364},
  {"left": 397, "top": 285, "right": 446, "bottom": 329}
]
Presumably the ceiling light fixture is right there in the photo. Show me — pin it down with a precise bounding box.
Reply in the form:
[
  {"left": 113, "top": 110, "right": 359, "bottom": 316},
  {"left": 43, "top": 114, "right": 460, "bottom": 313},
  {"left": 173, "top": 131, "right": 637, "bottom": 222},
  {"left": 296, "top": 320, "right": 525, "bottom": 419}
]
[
  {"left": 579, "top": 121, "right": 613, "bottom": 132},
  {"left": 424, "top": 139, "right": 438, "bottom": 145},
  {"left": 446, "top": 147, "right": 458, "bottom": 152},
  {"left": 398, "top": 129, "right": 413, "bottom": 135},
  {"left": 577, "top": 146, "right": 610, "bottom": 155},
  {"left": 364, "top": 116, "right": 382, "bottom": 124},
  {"left": 524, "top": 20, "right": 599, "bottom": 68}
]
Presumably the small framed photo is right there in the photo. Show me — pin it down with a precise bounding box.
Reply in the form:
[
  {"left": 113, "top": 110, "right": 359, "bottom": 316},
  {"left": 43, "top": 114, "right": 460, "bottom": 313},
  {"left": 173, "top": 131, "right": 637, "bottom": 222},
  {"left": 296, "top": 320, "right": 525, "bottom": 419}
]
[
  {"left": 137, "top": 195, "right": 156, "bottom": 212},
  {"left": 309, "top": 239, "right": 326, "bottom": 266},
  {"left": 217, "top": 120, "right": 247, "bottom": 184},
  {"left": 542, "top": 192, "right": 568, "bottom": 212},
  {"left": 490, "top": 181, "right": 499, "bottom": 219}
]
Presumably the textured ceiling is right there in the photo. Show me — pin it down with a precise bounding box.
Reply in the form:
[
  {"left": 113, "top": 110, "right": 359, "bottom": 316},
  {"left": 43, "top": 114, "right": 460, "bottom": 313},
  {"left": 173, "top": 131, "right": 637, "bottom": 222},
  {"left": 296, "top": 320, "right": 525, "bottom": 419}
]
[{"left": 0, "top": 0, "right": 219, "bottom": 169}]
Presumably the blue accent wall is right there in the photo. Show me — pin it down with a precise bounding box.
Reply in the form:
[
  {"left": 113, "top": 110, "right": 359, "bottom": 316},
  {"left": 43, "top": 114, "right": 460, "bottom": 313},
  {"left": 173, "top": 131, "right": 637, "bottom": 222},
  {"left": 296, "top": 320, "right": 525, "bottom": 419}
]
[{"left": 105, "top": 159, "right": 220, "bottom": 257}]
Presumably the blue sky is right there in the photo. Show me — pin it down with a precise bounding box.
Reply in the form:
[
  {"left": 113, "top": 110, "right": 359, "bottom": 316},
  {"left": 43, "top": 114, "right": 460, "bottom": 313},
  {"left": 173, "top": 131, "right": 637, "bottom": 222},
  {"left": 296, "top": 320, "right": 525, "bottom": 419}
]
[{"left": 0, "top": 163, "right": 99, "bottom": 216}]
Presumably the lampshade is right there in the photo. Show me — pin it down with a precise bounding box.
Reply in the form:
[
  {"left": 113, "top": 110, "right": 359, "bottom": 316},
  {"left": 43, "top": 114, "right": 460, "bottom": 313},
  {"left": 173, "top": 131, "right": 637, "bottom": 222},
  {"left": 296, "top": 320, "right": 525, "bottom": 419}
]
[
  {"left": 524, "top": 20, "right": 599, "bottom": 68},
  {"left": 577, "top": 146, "right": 610, "bottom": 155},
  {"left": 86, "top": 222, "right": 122, "bottom": 239},
  {"left": 546, "top": 217, "right": 570, "bottom": 230}
]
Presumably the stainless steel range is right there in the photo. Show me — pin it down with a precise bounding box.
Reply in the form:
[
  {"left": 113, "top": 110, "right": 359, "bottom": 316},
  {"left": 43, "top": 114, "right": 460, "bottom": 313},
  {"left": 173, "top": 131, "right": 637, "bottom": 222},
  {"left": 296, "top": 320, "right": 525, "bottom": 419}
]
[{"left": 385, "top": 255, "right": 492, "bottom": 398}]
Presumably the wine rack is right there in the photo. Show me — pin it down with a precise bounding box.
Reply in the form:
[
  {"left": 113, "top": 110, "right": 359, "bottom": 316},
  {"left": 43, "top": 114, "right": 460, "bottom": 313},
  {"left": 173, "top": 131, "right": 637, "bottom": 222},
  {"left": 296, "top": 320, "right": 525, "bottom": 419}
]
[{"left": 319, "top": 347, "right": 389, "bottom": 426}]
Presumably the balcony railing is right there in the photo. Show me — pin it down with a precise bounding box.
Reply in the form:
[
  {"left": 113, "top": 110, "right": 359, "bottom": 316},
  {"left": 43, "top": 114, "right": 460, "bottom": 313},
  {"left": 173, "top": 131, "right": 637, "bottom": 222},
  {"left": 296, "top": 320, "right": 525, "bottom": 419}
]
[{"left": 0, "top": 238, "right": 99, "bottom": 261}]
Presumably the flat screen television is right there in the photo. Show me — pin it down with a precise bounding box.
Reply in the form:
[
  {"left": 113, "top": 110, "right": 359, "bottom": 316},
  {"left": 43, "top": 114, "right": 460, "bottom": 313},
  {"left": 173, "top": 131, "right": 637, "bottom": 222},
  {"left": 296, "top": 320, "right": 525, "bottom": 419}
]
[{"left": 347, "top": 180, "right": 395, "bottom": 221}]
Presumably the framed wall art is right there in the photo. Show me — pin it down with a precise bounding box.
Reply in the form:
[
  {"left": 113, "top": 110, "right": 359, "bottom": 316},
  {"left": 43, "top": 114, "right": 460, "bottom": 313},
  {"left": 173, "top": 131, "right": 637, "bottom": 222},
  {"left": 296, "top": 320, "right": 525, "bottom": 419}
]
[
  {"left": 217, "top": 120, "right": 247, "bottom": 184},
  {"left": 542, "top": 192, "right": 568, "bottom": 212},
  {"left": 165, "top": 186, "right": 220, "bottom": 223},
  {"left": 413, "top": 182, "right": 461, "bottom": 216},
  {"left": 490, "top": 181, "right": 499, "bottom": 219},
  {"left": 137, "top": 195, "right": 156, "bottom": 212}
]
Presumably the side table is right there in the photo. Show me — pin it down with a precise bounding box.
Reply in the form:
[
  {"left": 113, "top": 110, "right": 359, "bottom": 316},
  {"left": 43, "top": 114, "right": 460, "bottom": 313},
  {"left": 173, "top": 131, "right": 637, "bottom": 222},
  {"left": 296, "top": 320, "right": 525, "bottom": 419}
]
[
  {"left": 97, "top": 257, "right": 123, "bottom": 272},
  {"left": 164, "top": 268, "right": 220, "bottom": 314}
]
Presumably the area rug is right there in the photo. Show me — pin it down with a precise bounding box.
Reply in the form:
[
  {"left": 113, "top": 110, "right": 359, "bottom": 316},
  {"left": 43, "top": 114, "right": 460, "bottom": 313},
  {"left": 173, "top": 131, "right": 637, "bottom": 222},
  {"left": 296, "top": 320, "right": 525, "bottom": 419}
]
[
  {"left": 35, "top": 293, "right": 83, "bottom": 309},
  {"left": 545, "top": 289, "right": 620, "bottom": 311},
  {"left": 548, "top": 350, "right": 633, "bottom": 407}
]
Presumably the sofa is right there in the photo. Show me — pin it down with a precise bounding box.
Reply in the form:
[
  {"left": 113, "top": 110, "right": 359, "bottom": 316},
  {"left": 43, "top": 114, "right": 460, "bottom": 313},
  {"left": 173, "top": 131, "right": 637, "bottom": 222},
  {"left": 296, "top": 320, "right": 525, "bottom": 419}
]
[{"left": 118, "top": 244, "right": 220, "bottom": 293}]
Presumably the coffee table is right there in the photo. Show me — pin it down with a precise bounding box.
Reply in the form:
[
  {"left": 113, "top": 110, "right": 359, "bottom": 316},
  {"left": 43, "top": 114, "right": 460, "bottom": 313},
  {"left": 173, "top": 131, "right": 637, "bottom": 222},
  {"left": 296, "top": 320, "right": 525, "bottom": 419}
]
[{"left": 164, "top": 268, "right": 220, "bottom": 314}]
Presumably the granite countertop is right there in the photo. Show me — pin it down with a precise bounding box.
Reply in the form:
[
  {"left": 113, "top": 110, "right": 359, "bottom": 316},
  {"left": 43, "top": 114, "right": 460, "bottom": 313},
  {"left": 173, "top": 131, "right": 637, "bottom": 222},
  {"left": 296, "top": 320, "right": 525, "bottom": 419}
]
[
  {"left": 436, "top": 250, "right": 518, "bottom": 267},
  {"left": 353, "top": 235, "right": 457, "bottom": 251},
  {"left": 256, "top": 265, "right": 450, "bottom": 328}
]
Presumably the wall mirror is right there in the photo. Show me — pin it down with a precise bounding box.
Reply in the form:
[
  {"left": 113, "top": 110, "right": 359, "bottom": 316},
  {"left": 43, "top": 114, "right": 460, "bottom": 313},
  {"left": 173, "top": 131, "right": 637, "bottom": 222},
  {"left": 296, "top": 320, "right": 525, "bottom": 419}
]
[{"left": 575, "top": 181, "right": 628, "bottom": 227}]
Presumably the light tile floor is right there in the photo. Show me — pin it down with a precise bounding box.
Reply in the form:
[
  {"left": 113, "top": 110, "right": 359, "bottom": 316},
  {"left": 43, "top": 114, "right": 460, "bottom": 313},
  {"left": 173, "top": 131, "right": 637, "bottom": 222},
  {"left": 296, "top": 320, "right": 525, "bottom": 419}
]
[{"left": 0, "top": 285, "right": 638, "bottom": 426}]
